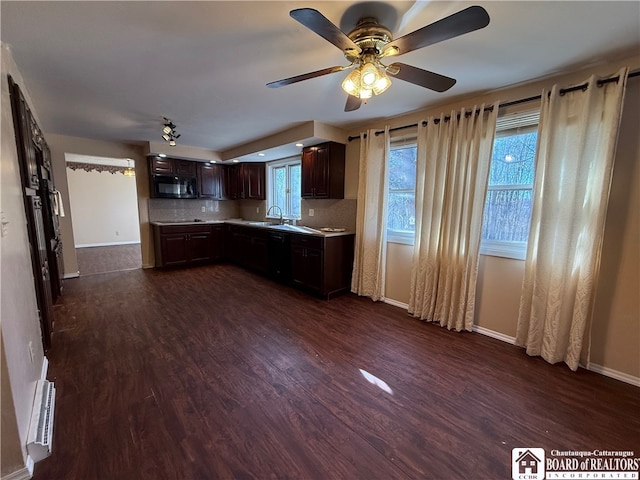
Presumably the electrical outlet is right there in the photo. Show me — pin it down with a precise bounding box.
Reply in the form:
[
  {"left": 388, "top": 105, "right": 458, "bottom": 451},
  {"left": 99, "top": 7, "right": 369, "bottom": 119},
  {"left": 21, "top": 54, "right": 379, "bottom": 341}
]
[
  {"left": 201, "top": 206, "right": 206, "bottom": 213},
  {"left": 256, "top": 207, "right": 260, "bottom": 213},
  {"left": 309, "top": 209, "right": 315, "bottom": 217}
]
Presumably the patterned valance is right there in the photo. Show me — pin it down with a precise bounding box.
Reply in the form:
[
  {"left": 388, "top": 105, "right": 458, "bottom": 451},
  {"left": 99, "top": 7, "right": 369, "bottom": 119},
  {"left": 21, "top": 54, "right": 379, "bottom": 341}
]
[{"left": 66, "top": 162, "right": 128, "bottom": 175}]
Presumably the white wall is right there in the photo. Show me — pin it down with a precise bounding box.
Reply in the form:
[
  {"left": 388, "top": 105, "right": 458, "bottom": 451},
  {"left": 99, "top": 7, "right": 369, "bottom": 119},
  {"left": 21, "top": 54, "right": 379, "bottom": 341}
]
[
  {"left": 66, "top": 160, "right": 140, "bottom": 247},
  {"left": 0, "top": 43, "right": 46, "bottom": 475}
]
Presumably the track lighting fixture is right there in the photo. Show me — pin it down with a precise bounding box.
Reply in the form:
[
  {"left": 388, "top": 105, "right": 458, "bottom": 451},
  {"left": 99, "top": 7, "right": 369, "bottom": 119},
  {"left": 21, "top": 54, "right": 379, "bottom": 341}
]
[{"left": 162, "top": 117, "right": 181, "bottom": 146}]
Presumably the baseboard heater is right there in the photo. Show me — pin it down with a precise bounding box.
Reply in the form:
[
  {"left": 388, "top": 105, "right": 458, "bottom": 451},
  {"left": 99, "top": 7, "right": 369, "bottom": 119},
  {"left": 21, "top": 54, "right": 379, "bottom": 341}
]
[{"left": 27, "top": 379, "right": 56, "bottom": 462}]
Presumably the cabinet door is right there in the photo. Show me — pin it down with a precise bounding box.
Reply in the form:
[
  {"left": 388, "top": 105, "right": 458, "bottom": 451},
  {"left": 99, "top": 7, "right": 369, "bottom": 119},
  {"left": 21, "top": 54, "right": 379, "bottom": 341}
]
[
  {"left": 300, "top": 148, "right": 315, "bottom": 198},
  {"left": 244, "top": 163, "right": 266, "bottom": 200},
  {"left": 304, "top": 248, "right": 324, "bottom": 292},
  {"left": 160, "top": 234, "right": 190, "bottom": 266},
  {"left": 226, "top": 165, "right": 241, "bottom": 199},
  {"left": 188, "top": 232, "right": 213, "bottom": 262},
  {"left": 249, "top": 233, "right": 269, "bottom": 274},
  {"left": 219, "top": 165, "right": 231, "bottom": 200},
  {"left": 9, "top": 78, "right": 40, "bottom": 190},
  {"left": 311, "top": 144, "right": 330, "bottom": 198},
  {"left": 290, "top": 244, "right": 308, "bottom": 287},
  {"left": 228, "top": 227, "right": 251, "bottom": 265},
  {"left": 175, "top": 160, "right": 197, "bottom": 176},
  {"left": 198, "top": 163, "right": 221, "bottom": 198},
  {"left": 151, "top": 157, "right": 174, "bottom": 175},
  {"left": 211, "top": 225, "right": 225, "bottom": 261}
]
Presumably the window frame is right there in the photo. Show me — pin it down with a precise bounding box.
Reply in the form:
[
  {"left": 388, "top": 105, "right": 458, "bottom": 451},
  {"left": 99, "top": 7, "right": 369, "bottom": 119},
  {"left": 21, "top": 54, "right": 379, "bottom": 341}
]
[
  {"left": 265, "top": 156, "right": 301, "bottom": 220},
  {"left": 480, "top": 110, "right": 540, "bottom": 261},
  {"left": 387, "top": 140, "right": 417, "bottom": 245}
]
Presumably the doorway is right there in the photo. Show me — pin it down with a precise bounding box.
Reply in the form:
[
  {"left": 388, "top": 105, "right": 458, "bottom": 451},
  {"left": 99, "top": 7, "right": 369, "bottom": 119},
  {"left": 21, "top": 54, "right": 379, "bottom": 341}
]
[{"left": 65, "top": 154, "right": 141, "bottom": 275}]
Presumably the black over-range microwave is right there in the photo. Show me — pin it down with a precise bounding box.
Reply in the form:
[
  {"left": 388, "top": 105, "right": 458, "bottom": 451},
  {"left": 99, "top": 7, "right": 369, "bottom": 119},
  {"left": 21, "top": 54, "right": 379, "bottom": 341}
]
[{"left": 151, "top": 174, "right": 198, "bottom": 199}]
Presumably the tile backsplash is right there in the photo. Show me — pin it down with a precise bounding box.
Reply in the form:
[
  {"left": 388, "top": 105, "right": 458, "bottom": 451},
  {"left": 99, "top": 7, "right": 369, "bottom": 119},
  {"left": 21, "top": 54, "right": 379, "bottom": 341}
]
[
  {"left": 300, "top": 199, "right": 357, "bottom": 231},
  {"left": 148, "top": 197, "right": 357, "bottom": 231},
  {"left": 148, "top": 198, "right": 240, "bottom": 222}
]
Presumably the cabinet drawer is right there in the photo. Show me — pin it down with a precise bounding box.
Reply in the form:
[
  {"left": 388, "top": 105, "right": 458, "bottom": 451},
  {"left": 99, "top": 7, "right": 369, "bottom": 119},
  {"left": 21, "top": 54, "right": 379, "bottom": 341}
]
[
  {"left": 290, "top": 234, "right": 323, "bottom": 250},
  {"left": 157, "top": 225, "right": 212, "bottom": 235}
]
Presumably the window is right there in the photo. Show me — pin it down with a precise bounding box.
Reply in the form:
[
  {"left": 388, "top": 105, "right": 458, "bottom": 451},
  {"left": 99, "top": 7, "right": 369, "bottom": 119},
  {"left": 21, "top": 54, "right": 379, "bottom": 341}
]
[
  {"left": 480, "top": 111, "right": 540, "bottom": 260},
  {"left": 387, "top": 143, "right": 417, "bottom": 244},
  {"left": 266, "top": 157, "right": 301, "bottom": 219}
]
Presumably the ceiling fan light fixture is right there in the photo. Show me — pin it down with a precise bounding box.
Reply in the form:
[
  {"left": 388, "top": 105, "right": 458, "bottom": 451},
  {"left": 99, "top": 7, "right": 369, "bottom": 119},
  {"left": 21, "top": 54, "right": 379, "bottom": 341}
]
[
  {"left": 372, "top": 74, "right": 391, "bottom": 95},
  {"left": 359, "top": 88, "right": 373, "bottom": 100},
  {"left": 360, "top": 62, "right": 379, "bottom": 87},
  {"left": 341, "top": 69, "right": 361, "bottom": 96}
]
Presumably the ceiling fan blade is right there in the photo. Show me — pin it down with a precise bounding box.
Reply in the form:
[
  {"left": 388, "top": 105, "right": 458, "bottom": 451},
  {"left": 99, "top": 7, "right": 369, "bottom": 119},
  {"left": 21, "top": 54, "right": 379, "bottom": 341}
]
[
  {"left": 345, "top": 95, "right": 362, "bottom": 112},
  {"left": 389, "top": 63, "right": 456, "bottom": 92},
  {"left": 267, "top": 66, "right": 346, "bottom": 88},
  {"left": 290, "top": 8, "right": 361, "bottom": 55},
  {"left": 383, "top": 6, "right": 490, "bottom": 56}
]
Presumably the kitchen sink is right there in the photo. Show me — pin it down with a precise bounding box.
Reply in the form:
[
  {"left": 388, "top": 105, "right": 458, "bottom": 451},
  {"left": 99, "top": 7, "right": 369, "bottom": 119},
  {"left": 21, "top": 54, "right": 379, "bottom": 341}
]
[
  {"left": 269, "top": 224, "right": 322, "bottom": 234},
  {"left": 247, "top": 221, "right": 278, "bottom": 226}
]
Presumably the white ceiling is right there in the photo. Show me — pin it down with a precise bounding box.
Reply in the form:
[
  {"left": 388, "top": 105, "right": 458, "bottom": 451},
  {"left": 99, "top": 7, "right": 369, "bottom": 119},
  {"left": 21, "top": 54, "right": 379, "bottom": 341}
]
[{"left": 2, "top": 1, "right": 639, "bottom": 161}]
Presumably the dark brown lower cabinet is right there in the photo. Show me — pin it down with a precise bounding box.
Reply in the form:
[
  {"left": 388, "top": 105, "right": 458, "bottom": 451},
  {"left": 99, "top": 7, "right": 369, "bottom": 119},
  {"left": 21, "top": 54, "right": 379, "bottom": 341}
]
[
  {"left": 154, "top": 222, "right": 354, "bottom": 299},
  {"left": 153, "top": 224, "right": 223, "bottom": 267},
  {"left": 210, "top": 225, "right": 225, "bottom": 262},
  {"left": 226, "top": 224, "right": 268, "bottom": 275},
  {"left": 290, "top": 233, "right": 354, "bottom": 299}
]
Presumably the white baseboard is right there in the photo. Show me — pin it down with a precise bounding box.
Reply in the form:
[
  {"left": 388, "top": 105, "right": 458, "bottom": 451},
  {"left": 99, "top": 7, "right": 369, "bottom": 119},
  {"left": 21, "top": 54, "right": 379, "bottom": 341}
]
[
  {"left": 142, "top": 263, "right": 154, "bottom": 269},
  {"left": 1, "top": 466, "right": 31, "bottom": 480},
  {"left": 75, "top": 241, "right": 140, "bottom": 248},
  {"left": 472, "top": 325, "right": 640, "bottom": 387},
  {"left": 63, "top": 272, "right": 79, "bottom": 279},
  {"left": 383, "top": 298, "right": 409, "bottom": 310},
  {"left": 472, "top": 325, "right": 516, "bottom": 345},
  {"left": 588, "top": 363, "right": 640, "bottom": 387}
]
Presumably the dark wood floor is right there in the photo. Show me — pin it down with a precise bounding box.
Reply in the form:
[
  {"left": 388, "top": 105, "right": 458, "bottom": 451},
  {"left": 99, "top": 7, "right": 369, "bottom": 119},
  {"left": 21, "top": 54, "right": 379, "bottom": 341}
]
[{"left": 38, "top": 264, "right": 639, "bottom": 479}]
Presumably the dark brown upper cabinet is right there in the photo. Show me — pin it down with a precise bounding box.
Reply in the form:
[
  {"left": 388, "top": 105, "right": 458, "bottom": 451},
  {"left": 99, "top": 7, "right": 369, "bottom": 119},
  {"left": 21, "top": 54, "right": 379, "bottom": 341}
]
[
  {"left": 150, "top": 156, "right": 197, "bottom": 177},
  {"left": 226, "top": 163, "right": 266, "bottom": 200},
  {"left": 241, "top": 163, "right": 266, "bottom": 200},
  {"left": 301, "top": 142, "right": 345, "bottom": 199},
  {"left": 197, "top": 162, "right": 223, "bottom": 199},
  {"left": 150, "top": 156, "right": 175, "bottom": 175}
]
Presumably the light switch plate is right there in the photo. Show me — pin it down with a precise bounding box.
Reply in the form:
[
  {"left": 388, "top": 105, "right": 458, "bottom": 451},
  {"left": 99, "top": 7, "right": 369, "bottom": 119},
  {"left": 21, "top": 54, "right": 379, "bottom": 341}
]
[{"left": 309, "top": 209, "right": 315, "bottom": 217}]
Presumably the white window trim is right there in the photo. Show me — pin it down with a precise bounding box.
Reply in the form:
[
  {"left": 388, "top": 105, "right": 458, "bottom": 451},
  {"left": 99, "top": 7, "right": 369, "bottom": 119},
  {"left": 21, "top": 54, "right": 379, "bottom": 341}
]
[
  {"left": 480, "top": 110, "right": 539, "bottom": 261},
  {"left": 266, "top": 156, "right": 301, "bottom": 220},
  {"left": 387, "top": 140, "right": 417, "bottom": 245},
  {"left": 387, "top": 230, "right": 414, "bottom": 245},
  {"left": 480, "top": 240, "right": 527, "bottom": 261}
]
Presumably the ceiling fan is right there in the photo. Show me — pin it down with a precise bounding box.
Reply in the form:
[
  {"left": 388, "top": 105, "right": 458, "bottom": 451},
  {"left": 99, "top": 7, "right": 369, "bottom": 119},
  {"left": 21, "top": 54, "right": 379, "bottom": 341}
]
[{"left": 267, "top": 5, "right": 490, "bottom": 112}]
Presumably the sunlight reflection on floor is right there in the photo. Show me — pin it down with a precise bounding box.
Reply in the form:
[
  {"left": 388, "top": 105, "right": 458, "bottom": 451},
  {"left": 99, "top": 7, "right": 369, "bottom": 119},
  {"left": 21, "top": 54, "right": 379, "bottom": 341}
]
[{"left": 359, "top": 369, "right": 393, "bottom": 395}]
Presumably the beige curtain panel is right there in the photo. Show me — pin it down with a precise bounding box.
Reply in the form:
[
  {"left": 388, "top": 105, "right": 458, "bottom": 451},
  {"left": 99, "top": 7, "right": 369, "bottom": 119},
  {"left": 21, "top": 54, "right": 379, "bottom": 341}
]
[
  {"left": 409, "top": 104, "right": 499, "bottom": 331},
  {"left": 351, "top": 127, "right": 390, "bottom": 301},
  {"left": 516, "top": 68, "right": 629, "bottom": 371}
]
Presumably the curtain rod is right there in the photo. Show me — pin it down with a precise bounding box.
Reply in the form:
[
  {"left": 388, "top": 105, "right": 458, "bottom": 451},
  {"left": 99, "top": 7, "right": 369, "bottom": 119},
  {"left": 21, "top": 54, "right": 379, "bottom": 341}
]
[{"left": 347, "top": 68, "right": 640, "bottom": 141}]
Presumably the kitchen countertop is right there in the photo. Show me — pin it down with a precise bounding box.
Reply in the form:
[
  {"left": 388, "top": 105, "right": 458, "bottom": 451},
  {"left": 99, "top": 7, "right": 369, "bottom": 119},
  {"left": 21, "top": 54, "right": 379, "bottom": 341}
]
[{"left": 151, "top": 219, "right": 354, "bottom": 237}]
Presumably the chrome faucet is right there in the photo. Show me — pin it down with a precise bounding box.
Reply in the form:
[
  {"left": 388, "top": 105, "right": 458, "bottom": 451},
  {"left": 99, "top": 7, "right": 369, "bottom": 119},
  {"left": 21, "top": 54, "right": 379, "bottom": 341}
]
[{"left": 266, "top": 205, "right": 283, "bottom": 224}]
